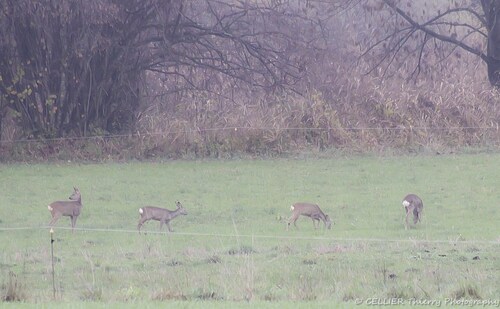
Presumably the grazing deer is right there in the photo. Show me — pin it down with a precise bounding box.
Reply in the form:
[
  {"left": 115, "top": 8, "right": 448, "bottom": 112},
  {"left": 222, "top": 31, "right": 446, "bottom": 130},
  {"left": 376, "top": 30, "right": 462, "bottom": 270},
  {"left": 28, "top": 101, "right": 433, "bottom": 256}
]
[
  {"left": 47, "top": 187, "right": 83, "bottom": 231},
  {"left": 402, "top": 194, "right": 423, "bottom": 229},
  {"left": 287, "top": 202, "right": 332, "bottom": 230},
  {"left": 137, "top": 201, "right": 187, "bottom": 233}
]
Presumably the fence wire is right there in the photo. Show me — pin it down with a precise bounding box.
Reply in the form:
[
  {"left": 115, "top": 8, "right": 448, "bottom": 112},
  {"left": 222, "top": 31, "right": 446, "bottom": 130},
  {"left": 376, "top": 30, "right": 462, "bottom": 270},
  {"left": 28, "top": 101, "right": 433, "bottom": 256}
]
[
  {"left": 0, "top": 125, "right": 499, "bottom": 144},
  {"left": 0, "top": 225, "right": 498, "bottom": 245}
]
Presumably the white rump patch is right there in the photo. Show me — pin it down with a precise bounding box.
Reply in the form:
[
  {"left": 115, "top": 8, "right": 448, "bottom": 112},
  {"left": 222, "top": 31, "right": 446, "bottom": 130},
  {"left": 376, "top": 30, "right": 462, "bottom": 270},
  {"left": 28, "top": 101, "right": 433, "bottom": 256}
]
[
  {"left": 139, "top": 208, "right": 143, "bottom": 214},
  {"left": 402, "top": 200, "right": 410, "bottom": 207},
  {"left": 48, "top": 205, "right": 53, "bottom": 211},
  {"left": 290, "top": 205, "right": 294, "bottom": 211}
]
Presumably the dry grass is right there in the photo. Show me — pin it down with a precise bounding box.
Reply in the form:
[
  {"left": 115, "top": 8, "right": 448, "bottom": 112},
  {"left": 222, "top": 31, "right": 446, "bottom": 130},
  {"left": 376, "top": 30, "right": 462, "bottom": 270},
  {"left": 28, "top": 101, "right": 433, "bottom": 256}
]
[
  {"left": 2, "top": 74, "right": 498, "bottom": 162},
  {"left": 1, "top": 272, "right": 27, "bottom": 302},
  {"left": 1, "top": 0, "right": 498, "bottom": 162}
]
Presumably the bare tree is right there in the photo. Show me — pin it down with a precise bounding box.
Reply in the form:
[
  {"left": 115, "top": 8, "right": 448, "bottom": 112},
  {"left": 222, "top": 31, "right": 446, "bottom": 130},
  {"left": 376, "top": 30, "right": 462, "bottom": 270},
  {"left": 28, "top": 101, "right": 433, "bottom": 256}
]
[
  {"left": 0, "top": 0, "right": 330, "bottom": 139},
  {"left": 481, "top": 0, "right": 500, "bottom": 85},
  {"left": 360, "top": 0, "right": 500, "bottom": 86}
]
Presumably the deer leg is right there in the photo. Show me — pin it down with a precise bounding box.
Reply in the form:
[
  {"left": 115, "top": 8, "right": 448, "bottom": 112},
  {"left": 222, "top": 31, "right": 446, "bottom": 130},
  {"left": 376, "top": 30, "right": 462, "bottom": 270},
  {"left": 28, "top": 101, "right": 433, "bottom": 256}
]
[
  {"left": 287, "top": 214, "right": 296, "bottom": 230},
  {"left": 166, "top": 221, "right": 173, "bottom": 232},
  {"left": 49, "top": 213, "right": 62, "bottom": 226},
  {"left": 137, "top": 218, "right": 147, "bottom": 233},
  {"left": 287, "top": 213, "right": 298, "bottom": 231},
  {"left": 413, "top": 208, "right": 421, "bottom": 224},
  {"left": 72, "top": 216, "right": 78, "bottom": 227},
  {"left": 312, "top": 218, "right": 319, "bottom": 229},
  {"left": 159, "top": 220, "right": 165, "bottom": 232},
  {"left": 70, "top": 216, "right": 78, "bottom": 232},
  {"left": 405, "top": 206, "right": 413, "bottom": 229},
  {"left": 404, "top": 205, "right": 421, "bottom": 226}
]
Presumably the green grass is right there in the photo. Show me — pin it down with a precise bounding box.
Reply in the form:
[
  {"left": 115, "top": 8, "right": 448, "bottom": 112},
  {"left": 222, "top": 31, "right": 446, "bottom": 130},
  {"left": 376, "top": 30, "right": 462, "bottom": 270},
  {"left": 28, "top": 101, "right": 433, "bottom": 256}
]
[{"left": 0, "top": 153, "right": 499, "bottom": 307}]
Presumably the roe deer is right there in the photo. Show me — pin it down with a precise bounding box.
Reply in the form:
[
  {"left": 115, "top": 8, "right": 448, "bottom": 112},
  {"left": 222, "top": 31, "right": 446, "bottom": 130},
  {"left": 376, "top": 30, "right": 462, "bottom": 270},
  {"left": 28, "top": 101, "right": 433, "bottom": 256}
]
[
  {"left": 402, "top": 194, "right": 423, "bottom": 229},
  {"left": 287, "top": 202, "right": 332, "bottom": 230},
  {"left": 48, "top": 187, "right": 83, "bottom": 231},
  {"left": 137, "top": 201, "right": 187, "bottom": 233}
]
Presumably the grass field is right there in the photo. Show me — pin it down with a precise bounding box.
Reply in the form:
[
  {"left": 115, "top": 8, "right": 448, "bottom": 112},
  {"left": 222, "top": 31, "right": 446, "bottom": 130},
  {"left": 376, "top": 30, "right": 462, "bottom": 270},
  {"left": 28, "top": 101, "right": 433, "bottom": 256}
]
[{"left": 0, "top": 153, "right": 499, "bottom": 307}]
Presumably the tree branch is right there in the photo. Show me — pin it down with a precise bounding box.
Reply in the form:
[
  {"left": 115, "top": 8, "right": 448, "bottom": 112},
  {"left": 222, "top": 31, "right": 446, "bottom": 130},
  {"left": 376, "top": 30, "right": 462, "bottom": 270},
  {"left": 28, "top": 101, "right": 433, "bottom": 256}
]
[{"left": 382, "top": 0, "right": 488, "bottom": 63}]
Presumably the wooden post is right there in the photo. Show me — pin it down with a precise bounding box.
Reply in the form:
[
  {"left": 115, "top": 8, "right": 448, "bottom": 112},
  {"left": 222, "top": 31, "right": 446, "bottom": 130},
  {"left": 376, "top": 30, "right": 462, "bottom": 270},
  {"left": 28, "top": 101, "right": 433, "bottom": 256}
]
[{"left": 50, "top": 228, "right": 56, "bottom": 300}]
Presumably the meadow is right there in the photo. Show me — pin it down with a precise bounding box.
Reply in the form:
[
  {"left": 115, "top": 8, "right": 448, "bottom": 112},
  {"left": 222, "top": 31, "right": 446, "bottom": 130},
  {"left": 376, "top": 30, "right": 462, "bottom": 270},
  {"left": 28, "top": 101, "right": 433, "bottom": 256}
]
[{"left": 0, "top": 153, "right": 499, "bottom": 307}]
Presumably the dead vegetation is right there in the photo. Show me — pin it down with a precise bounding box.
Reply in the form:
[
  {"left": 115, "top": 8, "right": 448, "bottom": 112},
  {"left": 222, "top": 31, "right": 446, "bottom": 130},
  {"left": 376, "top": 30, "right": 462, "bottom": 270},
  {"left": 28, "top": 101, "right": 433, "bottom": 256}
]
[
  {"left": 1, "top": 272, "right": 27, "bottom": 302},
  {"left": 2, "top": 66, "right": 497, "bottom": 162},
  {"left": 0, "top": 1, "right": 499, "bottom": 162}
]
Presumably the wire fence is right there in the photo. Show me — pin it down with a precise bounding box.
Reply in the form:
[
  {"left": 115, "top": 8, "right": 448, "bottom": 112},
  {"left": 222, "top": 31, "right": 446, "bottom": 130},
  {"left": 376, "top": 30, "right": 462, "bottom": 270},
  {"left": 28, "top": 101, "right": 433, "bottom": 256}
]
[
  {"left": 1, "top": 225, "right": 498, "bottom": 245},
  {"left": 1, "top": 124, "right": 498, "bottom": 162},
  {"left": 1, "top": 225, "right": 498, "bottom": 302},
  {"left": 0, "top": 140, "right": 498, "bottom": 302},
  {"left": 0, "top": 125, "right": 499, "bottom": 144}
]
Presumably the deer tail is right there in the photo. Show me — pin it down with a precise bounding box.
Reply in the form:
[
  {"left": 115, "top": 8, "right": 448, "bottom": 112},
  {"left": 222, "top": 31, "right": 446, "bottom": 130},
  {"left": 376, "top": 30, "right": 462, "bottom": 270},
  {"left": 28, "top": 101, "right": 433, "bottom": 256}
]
[
  {"left": 402, "top": 200, "right": 410, "bottom": 208},
  {"left": 139, "top": 208, "right": 144, "bottom": 214},
  {"left": 290, "top": 205, "right": 294, "bottom": 211},
  {"left": 48, "top": 205, "right": 53, "bottom": 211}
]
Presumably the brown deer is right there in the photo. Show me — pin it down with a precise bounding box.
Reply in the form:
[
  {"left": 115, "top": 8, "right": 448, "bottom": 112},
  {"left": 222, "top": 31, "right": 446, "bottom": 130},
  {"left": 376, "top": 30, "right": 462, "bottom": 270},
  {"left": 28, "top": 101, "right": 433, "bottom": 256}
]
[
  {"left": 137, "top": 201, "right": 187, "bottom": 233},
  {"left": 287, "top": 202, "right": 332, "bottom": 230},
  {"left": 402, "top": 194, "right": 423, "bottom": 229},
  {"left": 47, "top": 187, "right": 83, "bottom": 231}
]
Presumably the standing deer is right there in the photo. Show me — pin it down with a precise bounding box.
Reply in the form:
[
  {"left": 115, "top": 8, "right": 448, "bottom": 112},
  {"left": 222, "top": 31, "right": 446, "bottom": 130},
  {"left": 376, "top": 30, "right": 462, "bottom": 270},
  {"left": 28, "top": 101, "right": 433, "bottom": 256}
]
[
  {"left": 137, "top": 201, "right": 187, "bottom": 233},
  {"left": 287, "top": 202, "right": 332, "bottom": 230},
  {"left": 47, "top": 187, "right": 83, "bottom": 231},
  {"left": 402, "top": 194, "right": 423, "bottom": 229}
]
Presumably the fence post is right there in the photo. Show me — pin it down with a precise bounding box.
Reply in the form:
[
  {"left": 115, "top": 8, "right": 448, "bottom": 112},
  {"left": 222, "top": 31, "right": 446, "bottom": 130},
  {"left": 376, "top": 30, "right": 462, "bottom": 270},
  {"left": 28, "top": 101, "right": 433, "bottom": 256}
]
[{"left": 50, "top": 228, "right": 56, "bottom": 300}]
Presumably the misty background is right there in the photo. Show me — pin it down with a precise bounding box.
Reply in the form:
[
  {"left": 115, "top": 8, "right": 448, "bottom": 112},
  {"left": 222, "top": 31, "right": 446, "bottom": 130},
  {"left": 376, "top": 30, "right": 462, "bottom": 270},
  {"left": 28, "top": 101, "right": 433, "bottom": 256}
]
[{"left": 1, "top": 0, "right": 499, "bottom": 160}]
